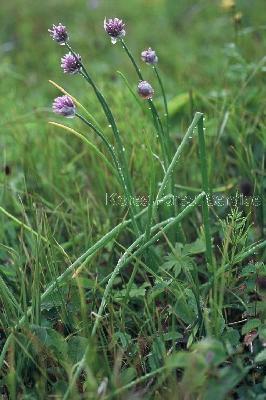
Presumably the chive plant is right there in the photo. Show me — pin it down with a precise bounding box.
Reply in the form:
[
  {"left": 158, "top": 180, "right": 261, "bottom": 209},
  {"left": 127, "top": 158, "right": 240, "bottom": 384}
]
[{"left": 48, "top": 18, "right": 214, "bottom": 397}]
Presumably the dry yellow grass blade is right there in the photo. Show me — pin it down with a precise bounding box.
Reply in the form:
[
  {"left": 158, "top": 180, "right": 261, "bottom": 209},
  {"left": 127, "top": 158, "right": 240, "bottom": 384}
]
[
  {"left": 48, "top": 121, "right": 117, "bottom": 176},
  {"left": 49, "top": 79, "right": 102, "bottom": 130}
]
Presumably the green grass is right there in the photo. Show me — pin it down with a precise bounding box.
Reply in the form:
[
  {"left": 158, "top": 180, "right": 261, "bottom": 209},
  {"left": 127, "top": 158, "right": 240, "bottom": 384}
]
[{"left": 0, "top": 0, "right": 266, "bottom": 398}]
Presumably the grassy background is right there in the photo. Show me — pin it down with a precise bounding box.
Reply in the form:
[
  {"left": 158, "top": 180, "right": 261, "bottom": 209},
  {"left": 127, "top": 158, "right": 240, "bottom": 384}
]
[{"left": 0, "top": 0, "right": 265, "bottom": 398}]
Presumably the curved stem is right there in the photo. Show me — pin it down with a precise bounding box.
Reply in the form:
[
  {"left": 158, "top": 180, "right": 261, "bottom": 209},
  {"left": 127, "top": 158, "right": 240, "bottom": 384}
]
[{"left": 76, "top": 114, "right": 120, "bottom": 177}]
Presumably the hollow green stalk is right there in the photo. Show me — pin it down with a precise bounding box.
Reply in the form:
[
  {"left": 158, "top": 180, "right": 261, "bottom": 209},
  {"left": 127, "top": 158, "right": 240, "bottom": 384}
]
[
  {"left": 149, "top": 100, "right": 170, "bottom": 167},
  {"left": 197, "top": 115, "right": 213, "bottom": 269},
  {"left": 153, "top": 65, "right": 169, "bottom": 138}
]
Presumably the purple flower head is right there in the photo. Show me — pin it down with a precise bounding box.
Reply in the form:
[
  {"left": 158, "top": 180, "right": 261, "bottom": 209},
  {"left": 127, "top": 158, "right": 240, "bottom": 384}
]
[
  {"left": 104, "top": 18, "right": 126, "bottom": 44},
  {"left": 141, "top": 48, "right": 158, "bottom": 65},
  {"left": 137, "top": 81, "right": 154, "bottom": 100},
  {"left": 61, "top": 52, "right": 82, "bottom": 74},
  {"left": 48, "top": 23, "right": 68, "bottom": 45},
  {"left": 52, "top": 95, "right": 76, "bottom": 118}
]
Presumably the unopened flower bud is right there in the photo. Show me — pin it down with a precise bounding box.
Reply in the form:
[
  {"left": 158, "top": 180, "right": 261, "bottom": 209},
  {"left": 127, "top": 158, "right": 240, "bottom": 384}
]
[
  {"left": 137, "top": 81, "right": 154, "bottom": 100},
  {"left": 141, "top": 48, "right": 158, "bottom": 65}
]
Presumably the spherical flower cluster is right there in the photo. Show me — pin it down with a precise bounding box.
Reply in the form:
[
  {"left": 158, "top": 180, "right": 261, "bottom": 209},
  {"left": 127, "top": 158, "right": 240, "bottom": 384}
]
[
  {"left": 61, "top": 52, "right": 82, "bottom": 74},
  {"left": 48, "top": 23, "right": 68, "bottom": 45},
  {"left": 104, "top": 18, "right": 126, "bottom": 44},
  {"left": 141, "top": 48, "right": 158, "bottom": 65},
  {"left": 137, "top": 81, "right": 154, "bottom": 100},
  {"left": 52, "top": 96, "right": 76, "bottom": 118}
]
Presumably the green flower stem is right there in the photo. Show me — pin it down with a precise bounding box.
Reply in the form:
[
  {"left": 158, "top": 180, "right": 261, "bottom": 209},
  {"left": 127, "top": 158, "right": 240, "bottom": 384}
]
[
  {"left": 149, "top": 101, "right": 170, "bottom": 168},
  {"left": 154, "top": 112, "right": 203, "bottom": 243},
  {"left": 197, "top": 114, "right": 213, "bottom": 269},
  {"left": 121, "top": 40, "right": 142, "bottom": 80},
  {"left": 78, "top": 70, "right": 135, "bottom": 201},
  {"left": 154, "top": 65, "right": 169, "bottom": 138}
]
